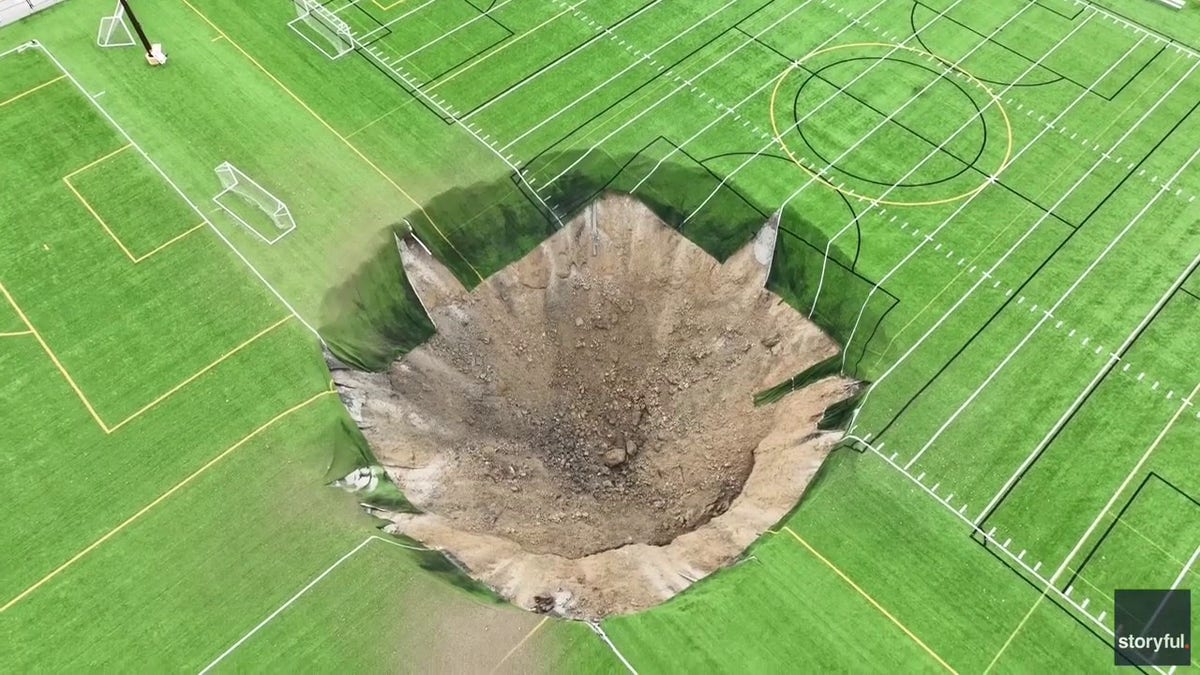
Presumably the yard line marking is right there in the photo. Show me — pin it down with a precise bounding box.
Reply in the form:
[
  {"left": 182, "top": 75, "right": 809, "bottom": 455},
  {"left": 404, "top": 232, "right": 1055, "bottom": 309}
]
[
  {"left": 0, "top": 73, "right": 65, "bottom": 107},
  {"left": 461, "top": 0, "right": 663, "bottom": 120},
  {"left": 548, "top": 0, "right": 906, "bottom": 188},
  {"left": 1170, "top": 546, "right": 1199, "bottom": 588},
  {"left": 780, "top": 526, "right": 958, "bottom": 674},
  {"left": 0, "top": 330, "right": 33, "bottom": 337},
  {"left": 975, "top": 242, "right": 1200, "bottom": 524},
  {"left": 909, "top": 139, "right": 1200, "bottom": 470},
  {"left": 178, "top": 0, "right": 483, "bottom": 281},
  {"left": 498, "top": 0, "right": 741, "bottom": 152},
  {"left": 388, "top": 0, "right": 519, "bottom": 68},
  {"left": 843, "top": 18, "right": 1146, "bottom": 380},
  {"left": 851, "top": 435, "right": 1157, "bottom": 655},
  {"left": 646, "top": 0, "right": 1052, "bottom": 231},
  {"left": 626, "top": 0, "right": 897, "bottom": 194},
  {"left": 0, "top": 388, "right": 338, "bottom": 613},
  {"left": 1046, "top": 379, "right": 1200, "bottom": 590},
  {"left": 852, "top": 49, "right": 1198, "bottom": 447},
  {"left": 490, "top": 616, "right": 550, "bottom": 673}
]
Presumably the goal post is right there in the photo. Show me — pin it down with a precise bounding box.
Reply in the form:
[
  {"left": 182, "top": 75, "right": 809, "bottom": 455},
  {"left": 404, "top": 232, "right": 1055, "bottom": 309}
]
[
  {"left": 96, "top": 2, "right": 135, "bottom": 49},
  {"left": 213, "top": 162, "right": 296, "bottom": 245},
  {"left": 287, "top": 0, "right": 356, "bottom": 60}
]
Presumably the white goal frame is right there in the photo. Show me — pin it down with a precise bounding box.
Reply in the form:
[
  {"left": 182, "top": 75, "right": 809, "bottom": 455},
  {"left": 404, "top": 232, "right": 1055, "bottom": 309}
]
[
  {"left": 212, "top": 162, "right": 296, "bottom": 245},
  {"left": 96, "top": 1, "right": 135, "bottom": 49},
  {"left": 287, "top": 0, "right": 357, "bottom": 60}
]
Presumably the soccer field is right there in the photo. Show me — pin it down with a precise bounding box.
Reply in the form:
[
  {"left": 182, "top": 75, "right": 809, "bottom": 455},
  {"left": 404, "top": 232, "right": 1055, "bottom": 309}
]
[{"left": 1, "top": 0, "right": 1197, "bottom": 671}]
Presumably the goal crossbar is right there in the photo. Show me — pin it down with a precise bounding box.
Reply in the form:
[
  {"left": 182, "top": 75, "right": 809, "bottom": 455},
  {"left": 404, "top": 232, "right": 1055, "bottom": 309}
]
[
  {"left": 213, "top": 161, "right": 295, "bottom": 245},
  {"left": 287, "top": 0, "right": 357, "bottom": 60}
]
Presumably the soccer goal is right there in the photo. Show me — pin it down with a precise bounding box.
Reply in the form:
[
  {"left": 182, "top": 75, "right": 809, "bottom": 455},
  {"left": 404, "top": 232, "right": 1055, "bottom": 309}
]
[
  {"left": 96, "top": 1, "right": 135, "bottom": 49},
  {"left": 287, "top": 0, "right": 356, "bottom": 60},
  {"left": 213, "top": 162, "right": 296, "bottom": 245}
]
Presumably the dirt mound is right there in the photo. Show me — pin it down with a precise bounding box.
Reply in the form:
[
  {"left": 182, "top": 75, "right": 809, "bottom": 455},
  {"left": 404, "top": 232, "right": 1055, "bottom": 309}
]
[{"left": 332, "top": 194, "right": 858, "bottom": 618}]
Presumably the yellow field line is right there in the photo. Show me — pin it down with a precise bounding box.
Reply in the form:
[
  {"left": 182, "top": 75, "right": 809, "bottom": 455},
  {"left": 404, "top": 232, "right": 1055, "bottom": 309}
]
[
  {"left": 780, "top": 526, "right": 958, "bottom": 674},
  {"left": 491, "top": 616, "right": 549, "bottom": 673},
  {"left": 131, "top": 222, "right": 207, "bottom": 263},
  {"left": 0, "top": 281, "right": 109, "bottom": 430},
  {"left": 430, "top": 4, "right": 578, "bottom": 91},
  {"left": 183, "top": 0, "right": 483, "bottom": 282},
  {"left": 0, "top": 74, "right": 66, "bottom": 108},
  {"left": 983, "top": 588, "right": 1048, "bottom": 673},
  {"left": 0, "top": 388, "right": 338, "bottom": 613},
  {"left": 105, "top": 315, "right": 293, "bottom": 433},
  {"left": 63, "top": 176, "right": 139, "bottom": 262},
  {"left": 0, "top": 330, "right": 33, "bottom": 337},
  {"left": 63, "top": 142, "right": 132, "bottom": 179}
]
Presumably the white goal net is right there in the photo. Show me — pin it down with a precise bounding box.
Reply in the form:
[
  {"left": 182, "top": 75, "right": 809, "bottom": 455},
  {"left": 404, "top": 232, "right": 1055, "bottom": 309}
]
[
  {"left": 288, "top": 0, "right": 356, "bottom": 60},
  {"left": 213, "top": 162, "right": 295, "bottom": 245},
  {"left": 96, "top": 2, "right": 135, "bottom": 49}
]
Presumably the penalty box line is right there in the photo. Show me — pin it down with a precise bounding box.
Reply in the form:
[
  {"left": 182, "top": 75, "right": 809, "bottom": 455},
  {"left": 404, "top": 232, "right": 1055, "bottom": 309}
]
[
  {"left": 0, "top": 277, "right": 294, "bottom": 435},
  {"left": 0, "top": 386, "right": 339, "bottom": 615},
  {"left": 62, "top": 143, "right": 207, "bottom": 264}
]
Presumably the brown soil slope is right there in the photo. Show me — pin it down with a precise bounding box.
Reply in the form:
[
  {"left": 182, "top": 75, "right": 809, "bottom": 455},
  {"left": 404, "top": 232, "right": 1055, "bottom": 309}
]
[{"left": 332, "top": 194, "right": 858, "bottom": 618}]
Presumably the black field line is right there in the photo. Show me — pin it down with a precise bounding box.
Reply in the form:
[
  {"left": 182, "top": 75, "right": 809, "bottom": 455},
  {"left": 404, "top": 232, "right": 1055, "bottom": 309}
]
[
  {"left": 902, "top": 79, "right": 1200, "bottom": 470},
  {"left": 972, "top": 231, "right": 1200, "bottom": 528},
  {"left": 600, "top": 0, "right": 951, "bottom": 199},
  {"left": 497, "top": 0, "right": 743, "bottom": 153},
  {"left": 800, "top": 6, "right": 1086, "bottom": 317},
  {"left": 459, "top": 0, "right": 665, "bottom": 121},
  {"left": 845, "top": 42, "right": 1194, "bottom": 442}
]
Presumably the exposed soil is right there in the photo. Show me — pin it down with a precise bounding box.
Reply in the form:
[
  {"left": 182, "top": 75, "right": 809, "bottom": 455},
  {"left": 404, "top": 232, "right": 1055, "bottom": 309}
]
[{"left": 332, "top": 194, "right": 858, "bottom": 618}]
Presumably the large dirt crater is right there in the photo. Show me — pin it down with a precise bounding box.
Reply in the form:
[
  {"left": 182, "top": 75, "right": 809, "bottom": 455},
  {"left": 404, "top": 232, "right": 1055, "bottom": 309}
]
[{"left": 331, "top": 194, "right": 858, "bottom": 618}]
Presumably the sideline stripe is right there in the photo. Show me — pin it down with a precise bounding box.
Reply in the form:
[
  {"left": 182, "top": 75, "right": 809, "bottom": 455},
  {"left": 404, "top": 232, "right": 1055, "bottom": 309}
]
[
  {"left": 490, "top": 616, "right": 549, "bottom": 673},
  {"left": 0, "top": 73, "right": 65, "bottom": 107},
  {"left": 179, "top": 0, "right": 483, "bottom": 282},
  {"left": 0, "top": 387, "right": 338, "bottom": 613},
  {"left": 780, "top": 526, "right": 958, "bottom": 674}
]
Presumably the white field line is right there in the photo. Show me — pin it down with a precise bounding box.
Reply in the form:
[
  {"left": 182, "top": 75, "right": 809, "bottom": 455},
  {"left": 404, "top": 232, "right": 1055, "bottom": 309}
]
[
  {"left": 1068, "top": 0, "right": 1200, "bottom": 61},
  {"left": 460, "top": 0, "right": 664, "bottom": 121},
  {"left": 497, "top": 0, "right": 742, "bottom": 153},
  {"left": 386, "top": 0, "right": 518, "bottom": 65},
  {"left": 635, "top": 0, "right": 1042, "bottom": 224},
  {"left": 350, "top": 0, "right": 439, "bottom": 42},
  {"left": 803, "top": 10, "right": 1102, "bottom": 316},
  {"left": 198, "top": 535, "right": 427, "bottom": 673},
  {"left": 973, "top": 245, "right": 1200, "bottom": 524},
  {"left": 1170, "top": 546, "right": 1200, "bottom": 589},
  {"left": 541, "top": 0, "right": 958, "bottom": 189},
  {"left": 350, "top": 41, "right": 565, "bottom": 228},
  {"left": 588, "top": 622, "right": 638, "bottom": 674},
  {"left": 848, "top": 53, "right": 1200, "bottom": 440},
  {"left": 25, "top": 41, "right": 324, "bottom": 343},
  {"left": 1046, "top": 379, "right": 1200, "bottom": 588},
  {"left": 628, "top": 0, "right": 902, "bottom": 196},
  {"left": 846, "top": 436, "right": 1146, "bottom": 653},
  {"left": 904, "top": 139, "right": 1200, "bottom": 470}
]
